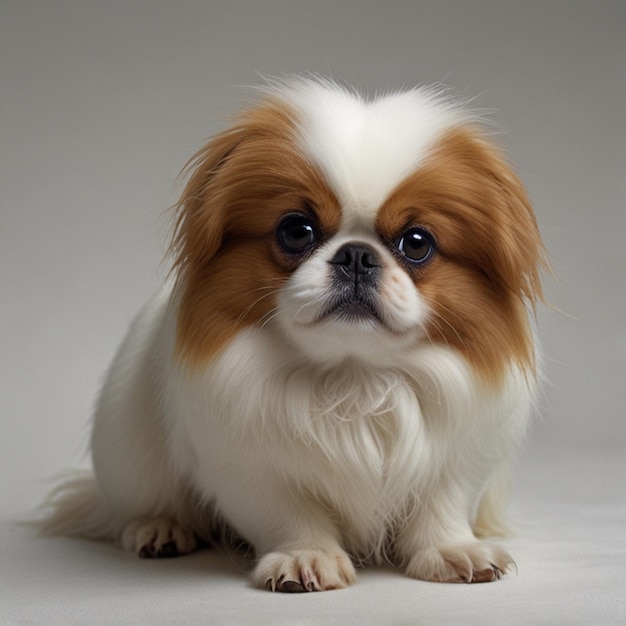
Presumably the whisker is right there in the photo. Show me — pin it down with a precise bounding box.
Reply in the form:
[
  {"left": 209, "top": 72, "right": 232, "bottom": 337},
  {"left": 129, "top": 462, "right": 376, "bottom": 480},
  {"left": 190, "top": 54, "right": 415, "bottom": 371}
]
[
  {"left": 234, "top": 282, "right": 285, "bottom": 327},
  {"left": 426, "top": 306, "right": 465, "bottom": 347},
  {"left": 418, "top": 314, "right": 456, "bottom": 354},
  {"left": 258, "top": 307, "right": 281, "bottom": 331},
  {"left": 287, "top": 297, "right": 324, "bottom": 334}
]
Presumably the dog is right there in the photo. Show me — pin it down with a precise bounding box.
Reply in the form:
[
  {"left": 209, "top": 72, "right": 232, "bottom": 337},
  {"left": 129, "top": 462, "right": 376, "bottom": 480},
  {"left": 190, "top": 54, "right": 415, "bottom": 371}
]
[{"left": 42, "top": 77, "right": 545, "bottom": 592}]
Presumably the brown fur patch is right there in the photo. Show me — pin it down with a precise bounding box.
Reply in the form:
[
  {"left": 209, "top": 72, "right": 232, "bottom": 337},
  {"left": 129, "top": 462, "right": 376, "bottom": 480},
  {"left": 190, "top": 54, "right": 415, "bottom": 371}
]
[
  {"left": 377, "top": 127, "right": 546, "bottom": 383},
  {"left": 171, "top": 99, "right": 341, "bottom": 365}
]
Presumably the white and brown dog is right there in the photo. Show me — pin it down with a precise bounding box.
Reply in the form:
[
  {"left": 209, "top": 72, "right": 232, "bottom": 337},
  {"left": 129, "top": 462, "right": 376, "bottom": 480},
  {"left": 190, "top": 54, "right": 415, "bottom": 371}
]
[{"left": 43, "top": 78, "right": 545, "bottom": 592}]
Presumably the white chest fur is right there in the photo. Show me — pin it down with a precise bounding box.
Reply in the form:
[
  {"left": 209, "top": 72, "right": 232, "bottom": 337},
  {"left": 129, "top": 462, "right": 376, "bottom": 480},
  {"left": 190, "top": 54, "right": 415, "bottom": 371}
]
[{"left": 163, "top": 318, "right": 529, "bottom": 558}]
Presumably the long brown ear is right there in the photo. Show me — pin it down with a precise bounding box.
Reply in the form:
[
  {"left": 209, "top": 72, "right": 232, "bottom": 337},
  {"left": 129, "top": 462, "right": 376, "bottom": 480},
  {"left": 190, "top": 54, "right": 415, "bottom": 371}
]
[
  {"left": 169, "top": 126, "right": 248, "bottom": 275},
  {"left": 482, "top": 138, "right": 546, "bottom": 310},
  {"left": 459, "top": 131, "right": 548, "bottom": 378},
  {"left": 435, "top": 127, "right": 547, "bottom": 310},
  {"left": 469, "top": 132, "right": 549, "bottom": 378}
]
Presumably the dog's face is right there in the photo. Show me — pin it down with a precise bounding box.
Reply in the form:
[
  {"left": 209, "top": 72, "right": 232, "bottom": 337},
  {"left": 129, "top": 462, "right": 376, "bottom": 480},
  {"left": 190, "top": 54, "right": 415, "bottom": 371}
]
[
  {"left": 273, "top": 210, "right": 430, "bottom": 367},
  {"left": 172, "top": 80, "right": 543, "bottom": 382}
]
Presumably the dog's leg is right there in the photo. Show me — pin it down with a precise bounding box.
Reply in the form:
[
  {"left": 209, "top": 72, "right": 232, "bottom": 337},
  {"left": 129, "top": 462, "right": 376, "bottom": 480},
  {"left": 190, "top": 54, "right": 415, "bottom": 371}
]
[
  {"left": 395, "top": 482, "right": 515, "bottom": 583},
  {"left": 250, "top": 516, "right": 357, "bottom": 593},
  {"left": 121, "top": 517, "right": 197, "bottom": 558},
  {"left": 212, "top": 481, "right": 356, "bottom": 592},
  {"left": 251, "top": 516, "right": 357, "bottom": 592},
  {"left": 42, "top": 292, "right": 201, "bottom": 555}
]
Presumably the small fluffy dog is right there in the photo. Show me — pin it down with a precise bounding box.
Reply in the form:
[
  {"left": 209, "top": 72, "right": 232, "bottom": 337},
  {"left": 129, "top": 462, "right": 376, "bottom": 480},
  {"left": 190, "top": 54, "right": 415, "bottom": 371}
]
[{"left": 44, "top": 78, "right": 544, "bottom": 592}]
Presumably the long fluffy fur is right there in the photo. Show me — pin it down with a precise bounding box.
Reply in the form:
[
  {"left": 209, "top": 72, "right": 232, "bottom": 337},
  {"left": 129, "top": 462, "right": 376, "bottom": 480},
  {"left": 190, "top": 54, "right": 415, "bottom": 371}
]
[{"left": 41, "top": 78, "right": 544, "bottom": 591}]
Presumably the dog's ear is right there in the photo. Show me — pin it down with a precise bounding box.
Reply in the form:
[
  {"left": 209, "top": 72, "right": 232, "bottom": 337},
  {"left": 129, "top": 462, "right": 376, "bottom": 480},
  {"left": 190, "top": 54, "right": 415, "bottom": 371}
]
[
  {"left": 169, "top": 97, "right": 301, "bottom": 277},
  {"left": 478, "top": 140, "right": 546, "bottom": 310},
  {"left": 170, "top": 126, "right": 248, "bottom": 274},
  {"left": 448, "top": 130, "right": 549, "bottom": 379}
]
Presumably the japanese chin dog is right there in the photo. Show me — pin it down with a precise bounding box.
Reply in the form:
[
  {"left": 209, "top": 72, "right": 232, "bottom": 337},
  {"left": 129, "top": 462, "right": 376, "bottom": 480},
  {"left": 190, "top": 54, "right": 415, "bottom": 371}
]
[{"left": 43, "top": 77, "right": 545, "bottom": 592}]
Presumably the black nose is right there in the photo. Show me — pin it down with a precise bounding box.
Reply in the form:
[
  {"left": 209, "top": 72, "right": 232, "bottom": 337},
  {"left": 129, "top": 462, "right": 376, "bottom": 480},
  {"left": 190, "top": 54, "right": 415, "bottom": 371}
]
[
  {"left": 330, "top": 243, "right": 381, "bottom": 284},
  {"left": 331, "top": 243, "right": 380, "bottom": 269}
]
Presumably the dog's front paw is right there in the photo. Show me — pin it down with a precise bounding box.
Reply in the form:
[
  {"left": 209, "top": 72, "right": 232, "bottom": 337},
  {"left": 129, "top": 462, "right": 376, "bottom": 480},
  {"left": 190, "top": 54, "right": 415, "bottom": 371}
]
[
  {"left": 405, "top": 541, "right": 515, "bottom": 583},
  {"left": 252, "top": 548, "right": 357, "bottom": 592},
  {"left": 121, "top": 517, "right": 197, "bottom": 558}
]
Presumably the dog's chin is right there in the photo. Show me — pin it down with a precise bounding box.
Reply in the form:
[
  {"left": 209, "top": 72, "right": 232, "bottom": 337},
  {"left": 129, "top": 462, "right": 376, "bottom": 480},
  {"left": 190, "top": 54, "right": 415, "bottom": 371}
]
[{"left": 277, "top": 301, "right": 419, "bottom": 367}]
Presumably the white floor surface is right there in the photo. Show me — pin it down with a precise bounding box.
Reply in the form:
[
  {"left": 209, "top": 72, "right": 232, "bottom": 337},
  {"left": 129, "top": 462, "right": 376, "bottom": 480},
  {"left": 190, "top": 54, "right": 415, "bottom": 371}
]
[{"left": 2, "top": 449, "right": 624, "bottom": 625}]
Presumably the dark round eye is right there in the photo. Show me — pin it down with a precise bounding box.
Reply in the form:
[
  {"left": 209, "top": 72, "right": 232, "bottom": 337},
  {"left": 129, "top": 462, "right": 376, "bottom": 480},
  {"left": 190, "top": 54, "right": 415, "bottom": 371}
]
[
  {"left": 277, "top": 213, "right": 317, "bottom": 254},
  {"left": 396, "top": 227, "right": 436, "bottom": 264}
]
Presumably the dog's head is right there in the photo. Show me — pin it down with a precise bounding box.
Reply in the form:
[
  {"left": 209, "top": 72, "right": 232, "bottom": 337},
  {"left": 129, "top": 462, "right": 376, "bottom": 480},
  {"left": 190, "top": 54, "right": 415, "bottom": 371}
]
[{"left": 171, "top": 79, "right": 544, "bottom": 382}]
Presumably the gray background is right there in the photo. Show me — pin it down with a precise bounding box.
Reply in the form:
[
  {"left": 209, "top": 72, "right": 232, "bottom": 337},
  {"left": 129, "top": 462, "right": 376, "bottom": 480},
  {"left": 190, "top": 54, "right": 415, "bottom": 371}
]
[{"left": 1, "top": 1, "right": 624, "bottom": 624}]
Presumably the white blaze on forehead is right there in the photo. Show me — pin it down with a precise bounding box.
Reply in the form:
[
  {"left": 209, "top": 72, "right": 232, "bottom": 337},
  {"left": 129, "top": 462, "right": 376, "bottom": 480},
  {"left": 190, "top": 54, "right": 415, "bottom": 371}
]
[{"left": 272, "top": 79, "right": 463, "bottom": 222}]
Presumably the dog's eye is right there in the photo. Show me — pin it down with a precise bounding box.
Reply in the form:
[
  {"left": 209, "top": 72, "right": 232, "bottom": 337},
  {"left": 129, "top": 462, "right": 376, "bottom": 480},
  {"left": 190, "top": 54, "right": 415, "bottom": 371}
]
[
  {"left": 396, "top": 227, "right": 436, "bottom": 264},
  {"left": 277, "top": 213, "right": 317, "bottom": 254}
]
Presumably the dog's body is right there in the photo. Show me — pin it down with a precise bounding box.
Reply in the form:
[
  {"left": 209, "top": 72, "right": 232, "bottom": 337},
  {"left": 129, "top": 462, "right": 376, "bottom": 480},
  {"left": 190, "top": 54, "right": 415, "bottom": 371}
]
[{"left": 44, "top": 79, "right": 544, "bottom": 591}]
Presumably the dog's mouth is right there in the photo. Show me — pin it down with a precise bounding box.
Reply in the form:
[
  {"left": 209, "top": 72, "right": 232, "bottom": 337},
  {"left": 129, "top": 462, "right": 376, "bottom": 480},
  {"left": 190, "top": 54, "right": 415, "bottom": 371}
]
[{"left": 319, "top": 294, "right": 385, "bottom": 327}]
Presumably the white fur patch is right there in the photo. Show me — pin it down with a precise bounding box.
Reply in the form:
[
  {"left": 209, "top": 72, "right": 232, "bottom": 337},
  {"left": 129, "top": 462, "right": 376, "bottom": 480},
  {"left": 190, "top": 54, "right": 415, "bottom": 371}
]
[{"left": 272, "top": 79, "right": 463, "bottom": 223}]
